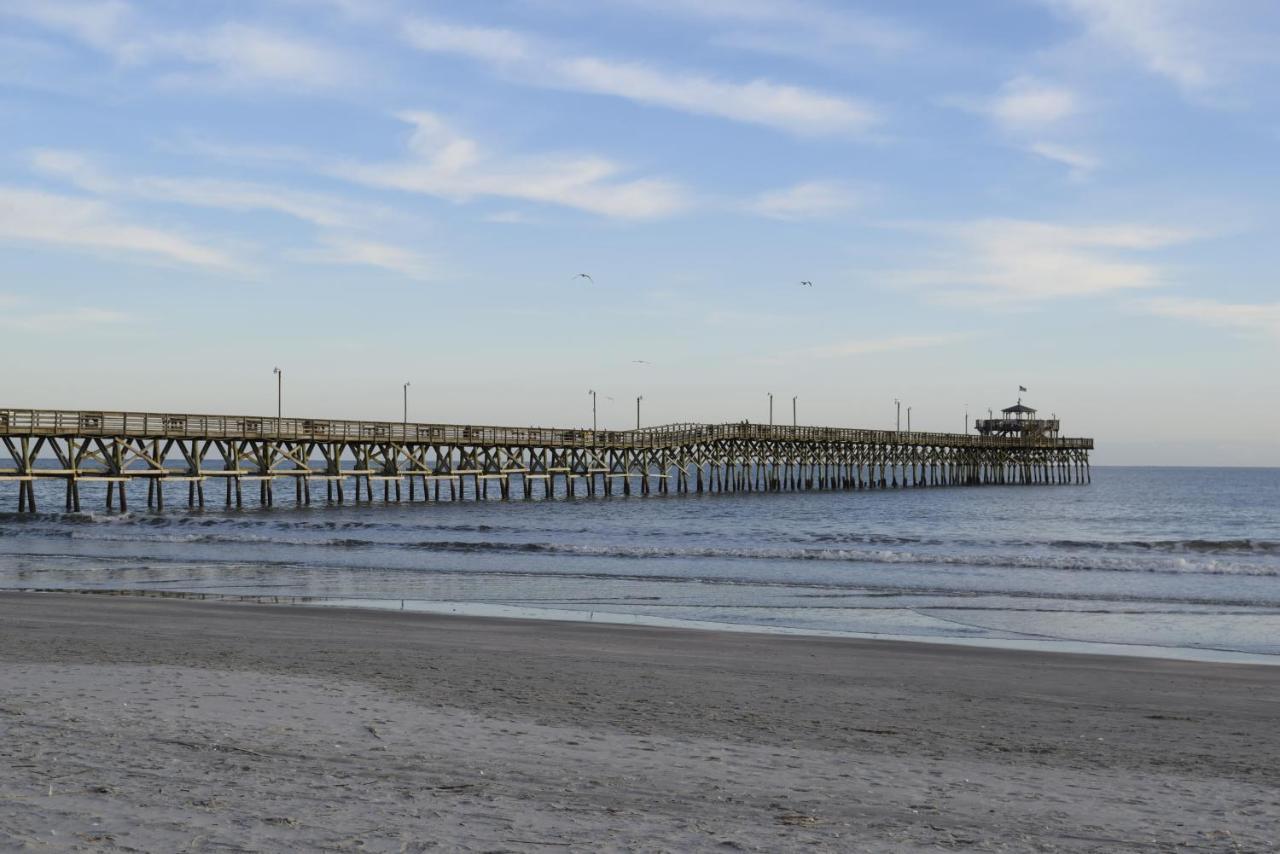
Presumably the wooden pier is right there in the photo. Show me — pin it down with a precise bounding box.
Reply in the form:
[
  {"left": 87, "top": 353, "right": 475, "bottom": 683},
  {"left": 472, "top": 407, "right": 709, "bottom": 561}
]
[{"left": 0, "top": 407, "right": 1093, "bottom": 512}]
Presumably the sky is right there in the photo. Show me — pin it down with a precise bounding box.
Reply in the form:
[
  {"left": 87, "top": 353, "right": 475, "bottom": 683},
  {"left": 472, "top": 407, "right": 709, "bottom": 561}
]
[{"left": 1, "top": 0, "right": 1277, "bottom": 465}]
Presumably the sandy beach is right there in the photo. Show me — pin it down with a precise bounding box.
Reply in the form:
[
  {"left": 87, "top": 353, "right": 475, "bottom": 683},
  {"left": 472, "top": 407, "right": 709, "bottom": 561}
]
[{"left": 0, "top": 592, "right": 1276, "bottom": 852}]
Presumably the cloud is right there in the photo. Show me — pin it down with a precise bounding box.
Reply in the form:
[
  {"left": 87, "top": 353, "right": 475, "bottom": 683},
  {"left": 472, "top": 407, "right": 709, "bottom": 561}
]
[
  {"left": 763, "top": 333, "right": 968, "bottom": 364},
  {"left": 605, "top": 0, "right": 916, "bottom": 58},
  {"left": 1141, "top": 297, "right": 1280, "bottom": 338},
  {"left": 0, "top": 304, "right": 131, "bottom": 334},
  {"left": 2, "top": 1, "right": 354, "bottom": 90},
  {"left": 298, "top": 236, "right": 436, "bottom": 280},
  {"left": 31, "top": 148, "right": 370, "bottom": 228},
  {"left": 803, "top": 334, "right": 968, "bottom": 359},
  {"left": 953, "top": 78, "right": 1091, "bottom": 177},
  {"left": 895, "top": 219, "right": 1198, "bottom": 303},
  {"left": 332, "top": 111, "right": 689, "bottom": 219},
  {"left": 0, "top": 185, "right": 238, "bottom": 269},
  {"left": 748, "top": 181, "right": 861, "bottom": 220},
  {"left": 152, "top": 23, "right": 352, "bottom": 91},
  {"left": 1027, "top": 141, "right": 1099, "bottom": 178},
  {"left": 983, "top": 77, "right": 1079, "bottom": 130},
  {"left": 403, "top": 19, "right": 534, "bottom": 64},
  {"left": 0, "top": 0, "right": 136, "bottom": 57},
  {"left": 402, "top": 18, "right": 877, "bottom": 136},
  {"left": 1042, "top": 0, "right": 1214, "bottom": 92}
]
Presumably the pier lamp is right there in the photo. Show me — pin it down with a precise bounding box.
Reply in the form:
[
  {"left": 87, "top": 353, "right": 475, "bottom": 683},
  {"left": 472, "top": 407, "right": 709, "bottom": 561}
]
[
  {"left": 792, "top": 396, "right": 797, "bottom": 428},
  {"left": 273, "top": 367, "right": 282, "bottom": 420},
  {"left": 894, "top": 398, "right": 900, "bottom": 432},
  {"left": 403, "top": 382, "right": 410, "bottom": 426},
  {"left": 768, "top": 392, "right": 773, "bottom": 426},
  {"left": 636, "top": 395, "right": 644, "bottom": 430},
  {"left": 907, "top": 406, "right": 912, "bottom": 433},
  {"left": 588, "top": 390, "right": 597, "bottom": 432}
]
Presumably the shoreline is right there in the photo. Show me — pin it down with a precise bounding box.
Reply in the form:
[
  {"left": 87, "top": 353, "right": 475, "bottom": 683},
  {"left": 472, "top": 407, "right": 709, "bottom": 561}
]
[
  {"left": 2, "top": 591, "right": 1278, "bottom": 851},
  {"left": 8, "top": 586, "right": 1280, "bottom": 666}
]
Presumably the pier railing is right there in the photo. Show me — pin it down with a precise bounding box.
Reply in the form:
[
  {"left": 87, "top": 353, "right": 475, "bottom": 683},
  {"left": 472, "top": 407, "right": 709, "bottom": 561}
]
[{"left": 0, "top": 408, "right": 1093, "bottom": 450}]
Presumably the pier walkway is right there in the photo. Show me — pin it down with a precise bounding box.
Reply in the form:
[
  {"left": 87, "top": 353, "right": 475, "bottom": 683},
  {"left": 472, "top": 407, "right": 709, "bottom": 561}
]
[{"left": 1, "top": 407, "right": 1093, "bottom": 512}]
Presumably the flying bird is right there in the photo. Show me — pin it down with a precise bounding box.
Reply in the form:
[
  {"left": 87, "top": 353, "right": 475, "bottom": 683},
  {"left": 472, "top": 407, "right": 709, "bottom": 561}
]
[
  {"left": 799, "top": 280, "right": 813, "bottom": 287},
  {"left": 632, "top": 360, "right": 651, "bottom": 365},
  {"left": 573, "top": 273, "right": 594, "bottom": 283}
]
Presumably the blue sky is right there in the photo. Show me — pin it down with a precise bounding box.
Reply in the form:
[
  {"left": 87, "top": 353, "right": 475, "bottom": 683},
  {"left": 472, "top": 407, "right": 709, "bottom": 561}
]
[{"left": 1, "top": 0, "right": 1277, "bottom": 464}]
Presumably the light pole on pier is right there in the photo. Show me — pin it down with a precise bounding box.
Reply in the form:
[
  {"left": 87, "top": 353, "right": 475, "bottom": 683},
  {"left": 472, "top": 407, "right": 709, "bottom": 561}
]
[
  {"left": 636, "top": 395, "right": 643, "bottom": 430},
  {"left": 588, "top": 389, "right": 597, "bottom": 432},
  {"left": 894, "top": 398, "right": 900, "bottom": 432},
  {"left": 907, "top": 406, "right": 912, "bottom": 433},
  {"left": 273, "top": 367, "right": 282, "bottom": 420},
  {"left": 403, "top": 382, "right": 410, "bottom": 427},
  {"left": 964, "top": 404, "right": 969, "bottom": 434},
  {"left": 792, "top": 396, "right": 797, "bottom": 428},
  {"left": 768, "top": 392, "right": 773, "bottom": 426}
]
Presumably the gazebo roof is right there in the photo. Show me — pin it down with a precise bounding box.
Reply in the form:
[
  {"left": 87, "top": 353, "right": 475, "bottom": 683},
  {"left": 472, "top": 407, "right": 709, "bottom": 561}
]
[{"left": 1002, "top": 403, "right": 1037, "bottom": 414}]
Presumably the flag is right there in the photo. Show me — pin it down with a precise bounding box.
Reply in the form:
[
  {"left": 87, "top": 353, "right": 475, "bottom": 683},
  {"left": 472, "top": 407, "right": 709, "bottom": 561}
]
[{"left": 1018, "top": 385, "right": 1027, "bottom": 392}]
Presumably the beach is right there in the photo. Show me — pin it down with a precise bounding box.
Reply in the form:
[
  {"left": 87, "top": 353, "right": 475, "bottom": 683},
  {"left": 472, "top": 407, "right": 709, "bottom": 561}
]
[{"left": 1, "top": 592, "right": 1276, "bottom": 852}]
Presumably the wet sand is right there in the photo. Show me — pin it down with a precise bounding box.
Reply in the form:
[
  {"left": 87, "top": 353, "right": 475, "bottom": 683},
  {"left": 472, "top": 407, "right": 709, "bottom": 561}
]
[{"left": 1, "top": 592, "right": 1277, "bottom": 852}]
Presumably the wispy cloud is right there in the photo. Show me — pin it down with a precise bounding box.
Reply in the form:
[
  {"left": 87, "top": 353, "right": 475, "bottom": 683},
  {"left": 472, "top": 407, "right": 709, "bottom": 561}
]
[
  {"left": 982, "top": 76, "right": 1079, "bottom": 130},
  {"left": 402, "top": 18, "right": 877, "bottom": 136},
  {"left": 30, "top": 149, "right": 366, "bottom": 228},
  {"left": 1043, "top": 0, "right": 1213, "bottom": 93},
  {"left": 0, "top": 185, "right": 238, "bottom": 269},
  {"left": 2, "top": 1, "right": 355, "bottom": 91},
  {"left": 1027, "top": 141, "right": 1099, "bottom": 179},
  {"left": 297, "top": 236, "right": 436, "bottom": 281},
  {"left": 1041, "top": 0, "right": 1280, "bottom": 104},
  {"left": 606, "top": 0, "right": 916, "bottom": 60},
  {"left": 748, "top": 181, "right": 861, "bottom": 220},
  {"left": 1141, "top": 297, "right": 1280, "bottom": 338},
  {"left": 764, "top": 333, "right": 968, "bottom": 364},
  {"left": 804, "top": 333, "right": 969, "bottom": 359},
  {"left": 332, "top": 111, "right": 689, "bottom": 219},
  {"left": 0, "top": 304, "right": 132, "bottom": 334},
  {"left": 895, "top": 219, "right": 1198, "bottom": 303},
  {"left": 951, "top": 77, "right": 1094, "bottom": 177}
]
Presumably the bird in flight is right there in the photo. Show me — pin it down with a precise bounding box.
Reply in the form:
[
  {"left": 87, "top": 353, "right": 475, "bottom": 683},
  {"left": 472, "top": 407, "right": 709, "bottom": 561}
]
[
  {"left": 573, "top": 273, "right": 594, "bottom": 283},
  {"left": 632, "top": 360, "right": 651, "bottom": 365},
  {"left": 799, "top": 280, "right": 814, "bottom": 287}
]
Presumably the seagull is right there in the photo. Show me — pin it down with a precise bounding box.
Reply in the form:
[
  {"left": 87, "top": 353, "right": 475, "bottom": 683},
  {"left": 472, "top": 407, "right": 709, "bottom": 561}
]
[
  {"left": 799, "top": 280, "right": 814, "bottom": 287},
  {"left": 632, "top": 360, "right": 651, "bottom": 365},
  {"left": 573, "top": 273, "right": 594, "bottom": 283}
]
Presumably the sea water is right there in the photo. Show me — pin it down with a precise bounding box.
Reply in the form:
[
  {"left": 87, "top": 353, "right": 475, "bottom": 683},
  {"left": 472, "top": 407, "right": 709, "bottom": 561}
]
[{"left": 1, "top": 467, "right": 1277, "bottom": 661}]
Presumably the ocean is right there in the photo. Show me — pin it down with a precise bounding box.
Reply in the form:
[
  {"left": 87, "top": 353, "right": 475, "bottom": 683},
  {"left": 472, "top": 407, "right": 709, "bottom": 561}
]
[{"left": 2, "top": 466, "right": 1277, "bottom": 662}]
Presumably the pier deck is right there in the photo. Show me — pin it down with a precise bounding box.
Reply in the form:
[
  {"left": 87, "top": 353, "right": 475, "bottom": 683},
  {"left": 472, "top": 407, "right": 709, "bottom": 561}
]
[{"left": 1, "top": 407, "right": 1093, "bottom": 512}]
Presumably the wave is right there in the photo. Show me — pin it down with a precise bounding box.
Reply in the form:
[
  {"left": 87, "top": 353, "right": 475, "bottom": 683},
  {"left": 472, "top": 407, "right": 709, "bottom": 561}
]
[
  {"left": 8, "top": 514, "right": 1278, "bottom": 557},
  {"left": 6, "top": 529, "right": 1275, "bottom": 577},
  {"left": 1047, "top": 538, "right": 1280, "bottom": 554}
]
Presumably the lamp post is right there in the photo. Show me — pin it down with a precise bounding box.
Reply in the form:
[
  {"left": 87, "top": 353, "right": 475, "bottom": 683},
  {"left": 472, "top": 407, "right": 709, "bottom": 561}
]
[
  {"left": 588, "top": 389, "right": 597, "bottom": 432},
  {"left": 964, "top": 404, "right": 969, "bottom": 434},
  {"left": 768, "top": 392, "right": 773, "bottom": 426},
  {"left": 907, "top": 406, "right": 912, "bottom": 433},
  {"left": 272, "top": 367, "right": 282, "bottom": 420},
  {"left": 403, "top": 382, "right": 410, "bottom": 427},
  {"left": 894, "top": 398, "right": 900, "bottom": 432},
  {"left": 636, "top": 395, "right": 643, "bottom": 430},
  {"left": 792, "top": 396, "right": 797, "bottom": 428}
]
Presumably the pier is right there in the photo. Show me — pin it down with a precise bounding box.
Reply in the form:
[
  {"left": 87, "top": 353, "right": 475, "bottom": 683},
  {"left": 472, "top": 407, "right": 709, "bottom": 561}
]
[{"left": 1, "top": 407, "right": 1093, "bottom": 512}]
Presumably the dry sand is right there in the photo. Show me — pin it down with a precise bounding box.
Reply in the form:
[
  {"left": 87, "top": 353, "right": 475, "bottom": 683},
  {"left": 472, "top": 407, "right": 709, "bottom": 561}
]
[{"left": 0, "top": 592, "right": 1277, "bottom": 852}]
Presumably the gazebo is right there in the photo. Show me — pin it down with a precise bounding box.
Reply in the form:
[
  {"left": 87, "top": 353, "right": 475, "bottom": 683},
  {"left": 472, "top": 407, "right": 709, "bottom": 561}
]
[{"left": 975, "top": 398, "right": 1060, "bottom": 439}]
